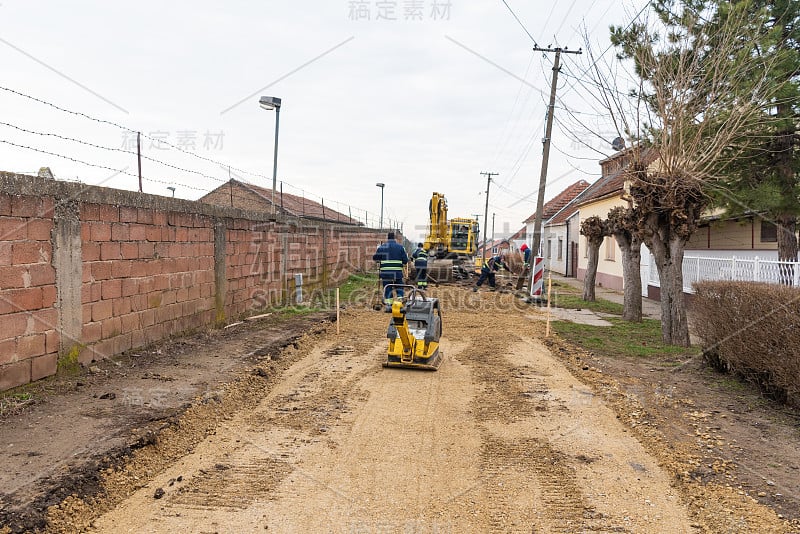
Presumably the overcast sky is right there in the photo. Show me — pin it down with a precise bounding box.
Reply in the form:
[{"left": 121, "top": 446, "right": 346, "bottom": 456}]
[{"left": 0, "top": 0, "right": 648, "bottom": 241}]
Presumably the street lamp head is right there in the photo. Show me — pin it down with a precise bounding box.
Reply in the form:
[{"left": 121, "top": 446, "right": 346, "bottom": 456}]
[
  {"left": 259, "top": 96, "right": 282, "bottom": 110},
  {"left": 376, "top": 182, "right": 385, "bottom": 188}
]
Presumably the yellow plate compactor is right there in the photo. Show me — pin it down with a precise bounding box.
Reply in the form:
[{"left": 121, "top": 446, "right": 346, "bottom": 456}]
[{"left": 383, "top": 285, "right": 443, "bottom": 370}]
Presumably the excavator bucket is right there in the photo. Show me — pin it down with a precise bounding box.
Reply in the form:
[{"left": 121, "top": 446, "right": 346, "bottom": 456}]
[
  {"left": 383, "top": 286, "right": 444, "bottom": 371},
  {"left": 426, "top": 259, "right": 455, "bottom": 283}
]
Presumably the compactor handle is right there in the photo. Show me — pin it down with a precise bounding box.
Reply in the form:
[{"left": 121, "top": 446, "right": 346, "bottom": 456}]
[{"left": 384, "top": 284, "right": 427, "bottom": 302}]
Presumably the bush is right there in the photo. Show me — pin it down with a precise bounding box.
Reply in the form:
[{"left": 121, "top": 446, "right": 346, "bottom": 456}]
[{"left": 693, "top": 281, "right": 800, "bottom": 406}]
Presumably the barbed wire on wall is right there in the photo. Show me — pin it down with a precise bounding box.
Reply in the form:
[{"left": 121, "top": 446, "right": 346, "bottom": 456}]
[{"left": 0, "top": 84, "right": 401, "bottom": 231}]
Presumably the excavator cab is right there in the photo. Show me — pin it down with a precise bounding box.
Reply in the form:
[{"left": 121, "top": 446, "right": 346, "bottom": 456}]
[{"left": 383, "top": 285, "right": 443, "bottom": 371}]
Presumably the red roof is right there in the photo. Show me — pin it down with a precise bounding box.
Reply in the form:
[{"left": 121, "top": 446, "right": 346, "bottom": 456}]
[
  {"left": 208, "top": 179, "right": 359, "bottom": 224},
  {"left": 576, "top": 147, "right": 658, "bottom": 207},
  {"left": 523, "top": 180, "right": 590, "bottom": 224},
  {"left": 508, "top": 226, "right": 527, "bottom": 240}
]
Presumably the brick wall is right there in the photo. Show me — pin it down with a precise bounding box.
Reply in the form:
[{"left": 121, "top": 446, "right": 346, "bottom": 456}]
[
  {"left": 0, "top": 194, "right": 58, "bottom": 390},
  {"left": 78, "top": 204, "right": 218, "bottom": 363},
  {"left": 0, "top": 174, "right": 386, "bottom": 391}
]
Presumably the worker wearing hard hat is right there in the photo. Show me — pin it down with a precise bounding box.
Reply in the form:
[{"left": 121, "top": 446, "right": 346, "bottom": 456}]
[{"left": 520, "top": 243, "right": 532, "bottom": 267}]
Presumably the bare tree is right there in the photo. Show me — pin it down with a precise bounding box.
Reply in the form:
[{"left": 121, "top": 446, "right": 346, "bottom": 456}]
[
  {"left": 607, "top": 205, "right": 644, "bottom": 322},
  {"left": 578, "top": 3, "right": 784, "bottom": 345},
  {"left": 580, "top": 216, "right": 609, "bottom": 302}
]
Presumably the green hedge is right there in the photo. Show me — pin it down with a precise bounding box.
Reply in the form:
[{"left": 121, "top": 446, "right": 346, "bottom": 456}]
[{"left": 693, "top": 281, "right": 800, "bottom": 406}]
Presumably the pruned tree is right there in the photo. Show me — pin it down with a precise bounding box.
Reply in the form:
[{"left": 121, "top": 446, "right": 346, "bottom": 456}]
[
  {"left": 655, "top": 0, "right": 800, "bottom": 263},
  {"left": 577, "top": 2, "right": 784, "bottom": 345},
  {"left": 607, "top": 205, "right": 644, "bottom": 322},
  {"left": 580, "top": 215, "right": 609, "bottom": 301}
]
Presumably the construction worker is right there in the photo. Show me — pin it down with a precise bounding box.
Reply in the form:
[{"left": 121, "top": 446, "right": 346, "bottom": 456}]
[
  {"left": 520, "top": 243, "right": 532, "bottom": 267},
  {"left": 412, "top": 243, "right": 429, "bottom": 289},
  {"left": 373, "top": 232, "right": 409, "bottom": 311},
  {"left": 473, "top": 252, "right": 514, "bottom": 292}
]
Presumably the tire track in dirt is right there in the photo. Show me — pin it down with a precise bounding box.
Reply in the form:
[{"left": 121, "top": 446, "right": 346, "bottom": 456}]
[
  {"left": 79, "top": 298, "right": 695, "bottom": 533},
  {"left": 445, "top": 307, "right": 692, "bottom": 533},
  {"left": 445, "top": 315, "right": 596, "bottom": 532},
  {"left": 86, "top": 311, "right": 385, "bottom": 532},
  {"left": 87, "top": 308, "right": 491, "bottom": 532}
]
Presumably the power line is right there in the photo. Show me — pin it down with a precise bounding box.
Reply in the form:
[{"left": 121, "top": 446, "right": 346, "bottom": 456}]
[
  {"left": 500, "top": 0, "right": 538, "bottom": 46},
  {"left": 490, "top": 51, "right": 538, "bottom": 172},
  {"left": 558, "top": 2, "right": 650, "bottom": 101},
  {"left": 552, "top": 0, "right": 581, "bottom": 43},
  {"left": 529, "top": 46, "right": 582, "bottom": 259}
]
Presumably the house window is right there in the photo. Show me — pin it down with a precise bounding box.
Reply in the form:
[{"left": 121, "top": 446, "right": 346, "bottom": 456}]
[
  {"left": 760, "top": 221, "right": 777, "bottom": 243},
  {"left": 546, "top": 239, "right": 552, "bottom": 258},
  {"left": 604, "top": 236, "right": 616, "bottom": 261},
  {"left": 557, "top": 238, "right": 563, "bottom": 260}
]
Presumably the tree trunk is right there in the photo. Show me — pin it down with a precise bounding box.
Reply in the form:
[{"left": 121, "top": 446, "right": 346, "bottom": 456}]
[
  {"left": 583, "top": 239, "right": 602, "bottom": 301},
  {"left": 616, "top": 235, "right": 642, "bottom": 322},
  {"left": 777, "top": 216, "right": 798, "bottom": 262},
  {"left": 650, "top": 236, "right": 690, "bottom": 346}
]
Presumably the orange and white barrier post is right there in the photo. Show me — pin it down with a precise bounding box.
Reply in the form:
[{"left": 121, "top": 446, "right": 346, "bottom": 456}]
[{"left": 530, "top": 256, "right": 544, "bottom": 297}]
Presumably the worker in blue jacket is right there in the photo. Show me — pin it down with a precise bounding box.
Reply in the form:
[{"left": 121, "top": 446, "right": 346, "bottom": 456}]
[
  {"left": 373, "top": 232, "right": 409, "bottom": 311},
  {"left": 520, "top": 243, "right": 532, "bottom": 267},
  {"left": 412, "top": 243, "right": 429, "bottom": 289}
]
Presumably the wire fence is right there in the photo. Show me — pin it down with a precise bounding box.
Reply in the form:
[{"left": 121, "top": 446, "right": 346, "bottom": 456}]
[{"left": 0, "top": 85, "right": 402, "bottom": 231}]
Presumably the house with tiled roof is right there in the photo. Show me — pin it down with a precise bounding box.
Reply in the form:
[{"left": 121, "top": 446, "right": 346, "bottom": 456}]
[
  {"left": 573, "top": 148, "right": 648, "bottom": 290},
  {"left": 507, "top": 226, "right": 527, "bottom": 252},
  {"left": 199, "top": 179, "right": 361, "bottom": 225},
  {"left": 572, "top": 146, "right": 786, "bottom": 297},
  {"left": 522, "top": 180, "right": 590, "bottom": 276}
]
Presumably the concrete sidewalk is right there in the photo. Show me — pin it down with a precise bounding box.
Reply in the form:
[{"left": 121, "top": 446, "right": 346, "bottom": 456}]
[
  {"left": 546, "top": 272, "right": 663, "bottom": 319},
  {"left": 533, "top": 273, "right": 703, "bottom": 345}
]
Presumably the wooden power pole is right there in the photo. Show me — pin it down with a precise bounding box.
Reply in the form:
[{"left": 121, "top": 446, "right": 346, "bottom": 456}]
[
  {"left": 479, "top": 171, "right": 498, "bottom": 262},
  {"left": 530, "top": 46, "right": 582, "bottom": 257}
]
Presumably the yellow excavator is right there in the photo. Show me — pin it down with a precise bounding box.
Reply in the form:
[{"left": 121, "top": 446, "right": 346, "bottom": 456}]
[
  {"left": 383, "top": 285, "right": 443, "bottom": 370},
  {"left": 422, "top": 193, "right": 479, "bottom": 282}
]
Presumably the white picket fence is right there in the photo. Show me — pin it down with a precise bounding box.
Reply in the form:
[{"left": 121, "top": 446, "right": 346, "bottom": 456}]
[{"left": 648, "top": 255, "right": 800, "bottom": 293}]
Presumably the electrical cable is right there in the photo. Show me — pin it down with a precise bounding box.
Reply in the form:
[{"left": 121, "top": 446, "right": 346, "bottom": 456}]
[{"left": 500, "top": 0, "right": 539, "bottom": 46}]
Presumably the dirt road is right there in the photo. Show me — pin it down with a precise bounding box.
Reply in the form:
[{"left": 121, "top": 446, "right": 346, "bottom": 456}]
[
  {"left": 32, "top": 287, "right": 796, "bottom": 533},
  {"left": 62, "top": 292, "right": 701, "bottom": 533}
]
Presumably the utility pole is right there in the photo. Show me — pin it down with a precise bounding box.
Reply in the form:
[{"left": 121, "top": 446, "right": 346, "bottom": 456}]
[
  {"left": 479, "top": 172, "right": 498, "bottom": 262},
  {"left": 491, "top": 213, "right": 496, "bottom": 244},
  {"left": 530, "top": 46, "right": 582, "bottom": 257}
]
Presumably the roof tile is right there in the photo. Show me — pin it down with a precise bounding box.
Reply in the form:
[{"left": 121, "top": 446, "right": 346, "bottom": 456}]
[{"left": 523, "top": 180, "right": 590, "bottom": 224}]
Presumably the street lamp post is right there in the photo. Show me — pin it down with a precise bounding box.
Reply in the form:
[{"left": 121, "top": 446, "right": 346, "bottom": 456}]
[
  {"left": 167, "top": 186, "right": 175, "bottom": 197},
  {"left": 376, "top": 182, "right": 385, "bottom": 229},
  {"left": 259, "top": 96, "right": 282, "bottom": 216}
]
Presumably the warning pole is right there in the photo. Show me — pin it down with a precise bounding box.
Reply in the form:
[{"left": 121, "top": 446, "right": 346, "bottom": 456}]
[{"left": 529, "top": 256, "right": 545, "bottom": 298}]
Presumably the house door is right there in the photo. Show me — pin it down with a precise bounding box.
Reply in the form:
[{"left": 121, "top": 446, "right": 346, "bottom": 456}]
[{"left": 570, "top": 242, "right": 578, "bottom": 277}]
